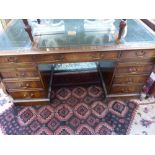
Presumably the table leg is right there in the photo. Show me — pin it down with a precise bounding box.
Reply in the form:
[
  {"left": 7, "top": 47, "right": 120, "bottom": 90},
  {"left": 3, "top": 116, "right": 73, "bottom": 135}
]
[
  {"left": 96, "top": 62, "right": 108, "bottom": 99},
  {"left": 48, "top": 64, "right": 56, "bottom": 103}
]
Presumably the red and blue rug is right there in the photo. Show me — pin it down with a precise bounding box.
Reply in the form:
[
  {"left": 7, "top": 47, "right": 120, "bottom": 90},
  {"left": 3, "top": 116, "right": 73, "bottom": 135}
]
[{"left": 0, "top": 85, "right": 138, "bottom": 135}]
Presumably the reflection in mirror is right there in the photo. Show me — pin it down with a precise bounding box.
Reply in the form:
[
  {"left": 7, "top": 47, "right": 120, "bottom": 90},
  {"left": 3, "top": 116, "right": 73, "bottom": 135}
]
[{"left": 28, "top": 19, "right": 65, "bottom": 36}]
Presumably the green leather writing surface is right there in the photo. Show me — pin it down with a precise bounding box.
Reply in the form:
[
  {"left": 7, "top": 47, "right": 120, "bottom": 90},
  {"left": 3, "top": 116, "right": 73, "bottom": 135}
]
[{"left": 0, "top": 19, "right": 155, "bottom": 50}]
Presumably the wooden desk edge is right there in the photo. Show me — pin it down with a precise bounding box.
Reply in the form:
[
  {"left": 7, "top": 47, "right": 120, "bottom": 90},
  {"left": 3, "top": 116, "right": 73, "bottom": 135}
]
[{"left": 1, "top": 43, "right": 155, "bottom": 56}]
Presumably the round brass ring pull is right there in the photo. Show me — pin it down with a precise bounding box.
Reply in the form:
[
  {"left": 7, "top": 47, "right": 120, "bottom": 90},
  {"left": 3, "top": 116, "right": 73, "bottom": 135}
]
[
  {"left": 25, "top": 83, "right": 30, "bottom": 87},
  {"left": 7, "top": 56, "right": 18, "bottom": 63},
  {"left": 20, "top": 72, "right": 25, "bottom": 77},
  {"left": 129, "top": 67, "right": 137, "bottom": 73},
  {"left": 136, "top": 50, "right": 145, "bottom": 57},
  {"left": 30, "top": 93, "right": 34, "bottom": 97},
  {"left": 127, "top": 78, "right": 133, "bottom": 83}
]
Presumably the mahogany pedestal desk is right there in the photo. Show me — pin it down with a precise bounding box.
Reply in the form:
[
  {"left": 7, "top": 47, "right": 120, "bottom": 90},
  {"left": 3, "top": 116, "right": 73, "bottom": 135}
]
[{"left": 0, "top": 19, "right": 155, "bottom": 105}]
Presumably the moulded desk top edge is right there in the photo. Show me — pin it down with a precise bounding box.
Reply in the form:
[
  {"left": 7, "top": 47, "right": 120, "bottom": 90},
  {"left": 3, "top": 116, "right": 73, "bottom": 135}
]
[{"left": 0, "top": 42, "right": 155, "bottom": 56}]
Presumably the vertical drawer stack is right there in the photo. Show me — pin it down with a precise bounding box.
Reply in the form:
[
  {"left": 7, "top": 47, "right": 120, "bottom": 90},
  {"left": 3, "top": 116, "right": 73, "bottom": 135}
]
[
  {"left": 0, "top": 55, "right": 48, "bottom": 103},
  {"left": 110, "top": 50, "right": 155, "bottom": 96}
]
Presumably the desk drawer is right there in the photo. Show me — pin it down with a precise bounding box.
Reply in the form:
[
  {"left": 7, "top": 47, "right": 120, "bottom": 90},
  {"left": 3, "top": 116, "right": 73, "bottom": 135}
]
[
  {"left": 115, "top": 64, "right": 153, "bottom": 75},
  {"left": 63, "top": 52, "right": 119, "bottom": 62},
  {"left": 111, "top": 84, "right": 143, "bottom": 94},
  {"left": 4, "top": 80, "right": 44, "bottom": 90},
  {"left": 113, "top": 75, "right": 148, "bottom": 84},
  {"left": 121, "top": 50, "right": 155, "bottom": 59},
  {"left": 0, "top": 63, "right": 37, "bottom": 69},
  {"left": 121, "top": 49, "right": 155, "bottom": 59},
  {"left": 9, "top": 90, "right": 48, "bottom": 99},
  {"left": 0, "top": 68, "right": 40, "bottom": 79},
  {"left": 35, "top": 51, "right": 119, "bottom": 63},
  {"left": 0, "top": 55, "right": 34, "bottom": 64}
]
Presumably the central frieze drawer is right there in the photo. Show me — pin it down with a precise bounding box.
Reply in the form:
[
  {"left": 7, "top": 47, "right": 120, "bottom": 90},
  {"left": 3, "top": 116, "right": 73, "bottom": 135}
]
[
  {"left": 34, "top": 51, "right": 119, "bottom": 63},
  {"left": 9, "top": 90, "right": 48, "bottom": 99}
]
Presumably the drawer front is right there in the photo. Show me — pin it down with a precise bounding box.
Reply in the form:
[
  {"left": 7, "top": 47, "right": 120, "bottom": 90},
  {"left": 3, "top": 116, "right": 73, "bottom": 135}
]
[
  {"left": 63, "top": 52, "right": 119, "bottom": 62},
  {"left": 0, "top": 69, "right": 40, "bottom": 79},
  {"left": 115, "top": 65, "right": 153, "bottom": 75},
  {"left": 9, "top": 91, "right": 48, "bottom": 99},
  {"left": 4, "top": 80, "right": 44, "bottom": 90},
  {"left": 0, "top": 55, "right": 34, "bottom": 64},
  {"left": 121, "top": 50, "right": 155, "bottom": 59},
  {"left": 35, "top": 51, "right": 119, "bottom": 63},
  {"left": 111, "top": 84, "right": 143, "bottom": 94},
  {"left": 0, "top": 63, "right": 37, "bottom": 69},
  {"left": 109, "top": 96, "right": 140, "bottom": 101},
  {"left": 113, "top": 75, "right": 148, "bottom": 84}
]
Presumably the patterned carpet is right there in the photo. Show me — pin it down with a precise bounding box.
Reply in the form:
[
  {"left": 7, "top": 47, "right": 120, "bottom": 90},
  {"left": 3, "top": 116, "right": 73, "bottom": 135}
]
[
  {"left": 129, "top": 98, "right": 155, "bottom": 135},
  {"left": 0, "top": 85, "right": 138, "bottom": 135}
]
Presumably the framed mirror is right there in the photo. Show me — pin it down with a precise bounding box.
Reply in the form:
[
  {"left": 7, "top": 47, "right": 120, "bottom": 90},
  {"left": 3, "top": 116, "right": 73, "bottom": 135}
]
[{"left": 0, "top": 19, "right": 14, "bottom": 30}]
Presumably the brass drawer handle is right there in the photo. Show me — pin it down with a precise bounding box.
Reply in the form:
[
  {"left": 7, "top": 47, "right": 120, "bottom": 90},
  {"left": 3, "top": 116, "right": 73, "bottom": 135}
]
[
  {"left": 23, "top": 93, "right": 34, "bottom": 98},
  {"left": 19, "top": 83, "right": 24, "bottom": 87},
  {"left": 25, "top": 83, "right": 30, "bottom": 87},
  {"left": 20, "top": 72, "right": 25, "bottom": 77},
  {"left": 121, "top": 88, "right": 131, "bottom": 93},
  {"left": 23, "top": 83, "right": 30, "bottom": 89},
  {"left": 30, "top": 93, "right": 35, "bottom": 97},
  {"left": 59, "top": 55, "right": 64, "bottom": 60},
  {"left": 7, "top": 57, "right": 18, "bottom": 63},
  {"left": 91, "top": 53, "right": 104, "bottom": 60},
  {"left": 129, "top": 67, "right": 137, "bottom": 73},
  {"left": 19, "top": 83, "right": 30, "bottom": 89},
  {"left": 91, "top": 55, "right": 99, "bottom": 60},
  {"left": 100, "top": 53, "right": 105, "bottom": 58},
  {"left": 16, "top": 72, "right": 25, "bottom": 77},
  {"left": 16, "top": 73, "right": 19, "bottom": 77},
  {"left": 127, "top": 78, "right": 133, "bottom": 83},
  {"left": 53, "top": 55, "right": 64, "bottom": 62},
  {"left": 23, "top": 93, "right": 28, "bottom": 97},
  {"left": 136, "top": 50, "right": 145, "bottom": 57},
  {"left": 32, "top": 55, "right": 35, "bottom": 60}
]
